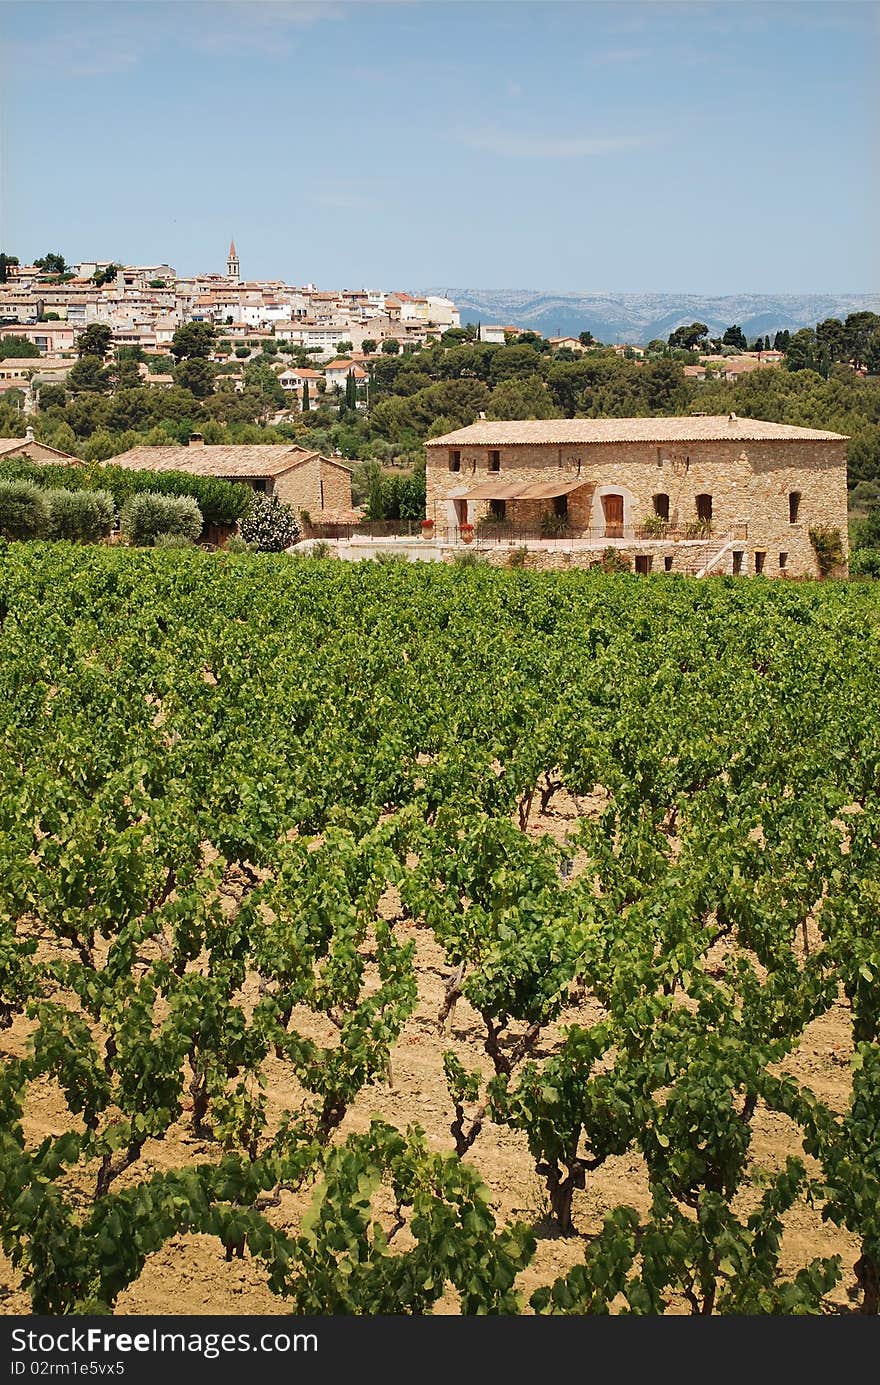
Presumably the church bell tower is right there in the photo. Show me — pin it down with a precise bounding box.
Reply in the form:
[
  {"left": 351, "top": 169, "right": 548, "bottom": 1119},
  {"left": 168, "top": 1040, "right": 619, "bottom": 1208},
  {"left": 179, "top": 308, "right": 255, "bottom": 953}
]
[{"left": 227, "top": 238, "right": 240, "bottom": 283}]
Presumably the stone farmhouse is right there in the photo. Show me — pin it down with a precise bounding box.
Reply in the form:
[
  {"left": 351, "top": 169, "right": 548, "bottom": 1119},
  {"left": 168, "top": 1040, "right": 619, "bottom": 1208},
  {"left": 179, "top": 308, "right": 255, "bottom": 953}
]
[
  {"left": 425, "top": 415, "right": 849, "bottom": 577},
  {"left": 109, "top": 438, "right": 357, "bottom": 523}
]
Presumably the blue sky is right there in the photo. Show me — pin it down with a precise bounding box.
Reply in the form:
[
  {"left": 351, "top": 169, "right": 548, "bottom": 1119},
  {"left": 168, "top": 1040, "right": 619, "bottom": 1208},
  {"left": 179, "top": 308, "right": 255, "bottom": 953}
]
[{"left": 1, "top": 0, "right": 878, "bottom": 293}]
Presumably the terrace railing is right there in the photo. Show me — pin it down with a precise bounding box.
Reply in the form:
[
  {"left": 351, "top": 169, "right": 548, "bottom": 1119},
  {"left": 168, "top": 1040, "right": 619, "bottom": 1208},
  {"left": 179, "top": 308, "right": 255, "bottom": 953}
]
[{"left": 301, "top": 520, "right": 749, "bottom": 546}]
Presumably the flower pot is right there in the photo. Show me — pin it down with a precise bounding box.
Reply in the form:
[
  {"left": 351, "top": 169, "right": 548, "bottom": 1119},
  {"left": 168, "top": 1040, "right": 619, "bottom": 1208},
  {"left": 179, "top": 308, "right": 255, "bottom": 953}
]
[
  {"left": 420, "top": 522, "right": 435, "bottom": 541},
  {"left": 460, "top": 528, "right": 474, "bottom": 545}
]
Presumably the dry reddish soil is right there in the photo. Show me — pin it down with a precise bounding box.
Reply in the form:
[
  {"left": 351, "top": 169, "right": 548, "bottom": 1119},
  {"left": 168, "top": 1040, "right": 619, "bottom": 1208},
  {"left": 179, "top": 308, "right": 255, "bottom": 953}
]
[{"left": 0, "top": 790, "right": 862, "bottom": 1316}]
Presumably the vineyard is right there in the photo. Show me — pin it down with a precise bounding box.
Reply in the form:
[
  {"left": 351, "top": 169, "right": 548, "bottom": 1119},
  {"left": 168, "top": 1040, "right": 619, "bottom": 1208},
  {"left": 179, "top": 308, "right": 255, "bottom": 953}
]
[{"left": 1, "top": 543, "right": 879, "bottom": 1315}]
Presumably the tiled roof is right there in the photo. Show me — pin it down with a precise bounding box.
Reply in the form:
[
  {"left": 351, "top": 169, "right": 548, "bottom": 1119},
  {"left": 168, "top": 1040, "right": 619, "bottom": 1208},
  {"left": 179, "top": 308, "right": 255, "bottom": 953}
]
[
  {"left": 426, "top": 416, "right": 848, "bottom": 446},
  {"left": 108, "top": 443, "right": 353, "bottom": 477},
  {"left": 0, "top": 437, "right": 82, "bottom": 461}
]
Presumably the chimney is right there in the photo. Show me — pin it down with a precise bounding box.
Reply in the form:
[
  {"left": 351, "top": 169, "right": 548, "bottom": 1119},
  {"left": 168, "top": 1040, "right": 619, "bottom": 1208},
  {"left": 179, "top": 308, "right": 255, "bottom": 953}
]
[
  {"left": 25, "top": 426, "right": 35, "bottom": 441},
  {"left": 189, "top": 432, "right": 205, "bottom": 446}
]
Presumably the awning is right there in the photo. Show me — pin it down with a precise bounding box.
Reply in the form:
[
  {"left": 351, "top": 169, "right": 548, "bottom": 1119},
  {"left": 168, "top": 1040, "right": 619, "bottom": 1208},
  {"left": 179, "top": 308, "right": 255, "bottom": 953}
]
[{"left": 459, "top": 477, "right": 592, "bottom": 501}]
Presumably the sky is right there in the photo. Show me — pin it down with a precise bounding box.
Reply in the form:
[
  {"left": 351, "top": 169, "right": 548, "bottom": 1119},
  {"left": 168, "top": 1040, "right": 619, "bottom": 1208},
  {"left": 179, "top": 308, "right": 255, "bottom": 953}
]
[{"left": 1, "top": 0, "right": 878, "bottom": 294}]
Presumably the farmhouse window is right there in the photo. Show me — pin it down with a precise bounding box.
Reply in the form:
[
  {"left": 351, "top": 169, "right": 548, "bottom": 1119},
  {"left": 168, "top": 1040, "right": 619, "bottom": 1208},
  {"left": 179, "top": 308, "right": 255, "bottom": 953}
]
[
  {"left": 635, "top": 555, "right": 653, "bottom": 575},
  {"left": 732, "top": 551, "right": 744, "bottom": 574},
  {"left": 779, "top": 552, "right": 788, "bottom": 570},
  {"left": 449, "top": 450, "right": 461, "bottom": 472},
  {"left": 490, "top": 499, "right": 507, "bottom": 520},
  {"left": 754, "top": 551, "right": 766, "bottom": 574},
  {"left": 695, "top": 493, "right": 713, "bottom": 522},
  {"left": 488, "top": 450, "right": 501, "bottom": 472},
  {"left": 554, "top": 494, "right": 569, "bottom": 519},
  {"left": 664, "top": 556, "right": 673, "bottom": 571},
  {"left": 789, "top": 492, "right": 801, "bottom": 524},
  {"left": 653, "top": 493, "right": 670, "bottom": 521}
]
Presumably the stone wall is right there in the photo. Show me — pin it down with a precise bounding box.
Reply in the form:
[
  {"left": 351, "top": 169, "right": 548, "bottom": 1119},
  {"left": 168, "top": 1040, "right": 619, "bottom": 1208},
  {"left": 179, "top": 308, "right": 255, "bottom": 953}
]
[
  {"left": 426, "top": 437, "right": 849, "bottom": 577},
  {"left": 274, "top": 459, "right": 353, "bottom": 518}
]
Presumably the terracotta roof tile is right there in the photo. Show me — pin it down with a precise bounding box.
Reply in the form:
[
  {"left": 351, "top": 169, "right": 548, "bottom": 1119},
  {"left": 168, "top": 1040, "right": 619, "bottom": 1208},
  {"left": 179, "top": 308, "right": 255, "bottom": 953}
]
[
  {"left": 108, "top": 443, "right": 352, "bottom": 478},
  {"left": 426, "top": 416, "right": 848, "bottom": 446}
]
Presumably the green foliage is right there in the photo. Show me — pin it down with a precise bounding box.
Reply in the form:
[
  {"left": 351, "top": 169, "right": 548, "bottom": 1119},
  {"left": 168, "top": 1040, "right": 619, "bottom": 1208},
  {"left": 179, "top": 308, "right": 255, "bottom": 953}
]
[
  {"left": 668, "top": 322, "right": 709, "bottom": 351},
  {"left": 45, "top": 488, "right": 115, "bottom": 542},
  {"left": 120, "top": 491, "right": 203, "bottom": 546},
  {"left": 174, "top": 357, "right": 216, "bottom": 398},
  {"left": 0, "top": 336, "right": 40, "bottom": 360},
  {"left": 808, "top": 525, "right": 844, "bottom": 577},
  {"left": 33, "top": 252, "right": 68, "bottom": 274},
  {"left": 363, "top": 458, "right": 426, "bottom": 521},
  {"left": 280, "top": 1122, "right": 533, "bottom": 1313},
  {"left": 68, "top": 355, "right": 111, "bottom": 394},
  {"left": 850, "top": 549, "right": 880, "bottom": 578},
  {"left": 0, "top": 480, "right": 50, "bottom": 539},
  {"left": 224, "top": 534, "right": 252, "bottom": 554},
  {"left": 171, "top": 322, "right": 216, "bottom": 362},
  {"left": 77, "top": 324, "right": 113, "bottom": 359}
]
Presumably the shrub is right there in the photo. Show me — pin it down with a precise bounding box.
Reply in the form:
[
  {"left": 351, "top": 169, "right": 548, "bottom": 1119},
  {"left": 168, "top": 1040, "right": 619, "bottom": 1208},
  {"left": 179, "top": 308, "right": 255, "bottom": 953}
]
[
  {"left": 238, "top": 493, "right": 300, "bottom": 552},
  {"left": 45, "top": 488, "right": 115, "bottom": 543},
  {"left": 850, "top": 548, "right": 880, "bottom": 579},
  {"left": 808, "top": 525, "right": 845, "bottom": 578},
  {"left": 593, "top": 547, "right": 630, "bottom": 574},
  {"left": 0, "top": 480, "right": 50, "bottom": 540},
  {"left": 224, "top": 535, "right": 252, "bottom": 554},
  {"left": 121, "top": 492, "right": 203, "bottom": 546},
  {"left": 152, "top": 532, "right": 196, "bottom": 550},
  {"left": 508, "top": 546, "right": 530, "bottom": 568}
]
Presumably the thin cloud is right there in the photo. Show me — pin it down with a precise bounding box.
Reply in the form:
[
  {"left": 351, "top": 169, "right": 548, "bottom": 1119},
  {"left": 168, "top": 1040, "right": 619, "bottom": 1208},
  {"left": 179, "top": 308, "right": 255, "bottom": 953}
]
[
  {"left": 306, "top": 179, "right": 380, "bottom": 211},
  {"left": 588, "top": 46, "right": 653, "bottom": 66},
  {"left": 461, "top": 128, "right": 653, "bottom": 158}
]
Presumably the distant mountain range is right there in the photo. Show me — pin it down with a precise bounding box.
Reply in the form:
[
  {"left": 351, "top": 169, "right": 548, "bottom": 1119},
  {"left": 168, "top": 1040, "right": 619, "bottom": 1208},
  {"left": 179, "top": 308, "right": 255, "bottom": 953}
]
[{"left": 421, "top": 289, "right": 880, "bottom": 346}]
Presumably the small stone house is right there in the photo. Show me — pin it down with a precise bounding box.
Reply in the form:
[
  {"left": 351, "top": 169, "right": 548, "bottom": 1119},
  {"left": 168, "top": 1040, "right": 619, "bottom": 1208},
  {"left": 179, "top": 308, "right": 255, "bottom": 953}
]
[
  {"left": 425, "top": 415, "right": 849, "bottom": 577},
  {"left": 109, "top": 438, "right": 357, "bottom": 523},
  {"left": 0, "top": 429, "right": 83, "bottom": 465}
]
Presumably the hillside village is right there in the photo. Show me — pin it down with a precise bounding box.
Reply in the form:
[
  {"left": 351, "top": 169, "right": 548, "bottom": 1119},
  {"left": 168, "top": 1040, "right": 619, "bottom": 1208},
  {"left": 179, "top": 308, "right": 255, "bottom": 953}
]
[{"left": 0, "top": 242, "right": 459, "bottom": 401}]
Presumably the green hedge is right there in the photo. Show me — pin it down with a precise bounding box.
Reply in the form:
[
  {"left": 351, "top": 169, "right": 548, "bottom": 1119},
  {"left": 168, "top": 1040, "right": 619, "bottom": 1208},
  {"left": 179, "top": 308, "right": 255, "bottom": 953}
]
[
  {"left": 0, "top": 481, "right": 50, "bottom": 540},
  {"left": 120, "top": 492, "right": 203, "bottom": 546},
  {"left": 0, "top": 457, "right": 249, "bottom": 527},
  {"left": 46, "top": 489, "right": 115, "bottom": 543}
]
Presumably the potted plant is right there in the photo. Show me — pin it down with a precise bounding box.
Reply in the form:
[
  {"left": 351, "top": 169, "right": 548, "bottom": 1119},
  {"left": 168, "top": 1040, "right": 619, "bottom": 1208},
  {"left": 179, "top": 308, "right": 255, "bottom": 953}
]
[
  {"left": 460, "top": 522, "right": 475, "bottom": 544},
  {"left": 420, "top": 517, "right": 435, "bottom": 539}
]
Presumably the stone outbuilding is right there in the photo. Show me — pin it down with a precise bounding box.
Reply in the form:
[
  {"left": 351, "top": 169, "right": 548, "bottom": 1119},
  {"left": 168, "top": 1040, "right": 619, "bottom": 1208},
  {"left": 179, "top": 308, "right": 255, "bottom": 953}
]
[
  {"left": 426, "top": 415, "right": 849, "bottom": 577},
  {"left": 0, "top": 429, "right": 83, "bottom": 465},
  {"left": 109, "top": 437, "right": 356, "bottom": 523}
]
